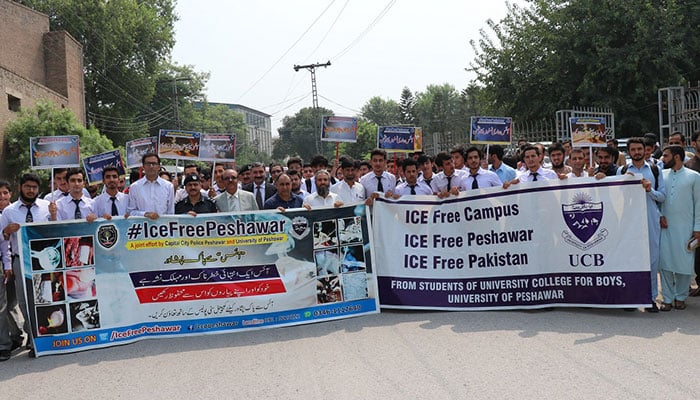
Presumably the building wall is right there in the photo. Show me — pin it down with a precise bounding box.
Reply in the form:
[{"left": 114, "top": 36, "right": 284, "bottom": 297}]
[{"left": 0, "top": 0, "right": 85, "bottom": 177}]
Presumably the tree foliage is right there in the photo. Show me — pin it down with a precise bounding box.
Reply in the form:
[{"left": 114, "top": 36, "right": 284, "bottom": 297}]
[
  {"left": 4, "top": 101, "right": 113, "bottom": 184},
  {"left": 469, "top": 0, "right": 693, "bottom": 135},
  {"left": 20, "top": 0, "right": 178, "bottom": 145},
  {"left": 360, "top": 97, "right": 400, "bottom": 126},
  {"left": 272, "top": 107, "right": 335, "bottom": 162},
  {"left": 398, "top": 87, "right": 416, "bottom": 125}
]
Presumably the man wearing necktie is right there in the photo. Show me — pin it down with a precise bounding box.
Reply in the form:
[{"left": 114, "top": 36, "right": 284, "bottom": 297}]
[
  {"left": 387, "top": 158, "right": 433, "bottom": 198},
  {"left": 214, "top": 169, "right": 259, "bottom": 212},
  {"left": 93, "top": 166, "right": 128, "bottom": 219},
  {"left": 359, "top": 149, "right": 396, "bottom": 199},
  {"left": 430, "top": 152, "right": 464, "bottom": 198},
  {"left": 0, "top": 173, "right": 57, "bottom": 359},
  {"left": 465, "top": 146, "right": 502, "bottom": 190},
  {"left": 242, "top": 162, "right": 277, "bottom": 209},
  {"left": 55, "top": 169, "right": 97, "bottom": 222},
  {"left": 503, "top": 145, "right": 558, "bottom": 189}
]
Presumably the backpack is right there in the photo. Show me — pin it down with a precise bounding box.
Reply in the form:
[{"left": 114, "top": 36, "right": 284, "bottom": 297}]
[{"left": 620, "top": 162, "right": 659, "bottom": 191}]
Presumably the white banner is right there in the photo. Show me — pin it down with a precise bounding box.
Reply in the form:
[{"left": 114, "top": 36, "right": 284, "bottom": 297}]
[{"left": 373, "top": 176, "right": 651, "bottom": 310}]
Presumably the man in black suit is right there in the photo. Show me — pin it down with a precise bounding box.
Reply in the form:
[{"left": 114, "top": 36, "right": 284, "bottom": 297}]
[{"left": 242, "top": 162, "right": 277, "bottom": 209}]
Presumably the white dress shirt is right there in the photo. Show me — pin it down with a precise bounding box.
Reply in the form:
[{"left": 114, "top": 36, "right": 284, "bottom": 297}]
[
  {"left": 516, "top": 167, "right": 558, "bottom": 182},
  {"left": 56, "top": 195, "right": 95, "bottom": 221},
  {"left": 359, "top": 171, "right": 396, "bottom": 198},
  {"left": 331, "top": 180, "right": 365, "bottom": 204},
  {"left": 303, "top": 192, "right": 340, "bottom": 209},
  {"left": 93, "top": 191, "right": 129, "bottom": 217},
  {"left": 127, "top": 177, "right": 175, "bottom": 216}
]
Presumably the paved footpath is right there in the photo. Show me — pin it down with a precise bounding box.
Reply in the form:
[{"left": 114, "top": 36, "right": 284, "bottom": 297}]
[{"left": 1, "top": 299, "right": 699, "bottom": 400}]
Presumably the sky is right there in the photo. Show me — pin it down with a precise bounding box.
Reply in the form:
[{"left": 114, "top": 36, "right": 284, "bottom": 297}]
[{"left": 171, "top": 1, "right": 522, "bottom": 135}]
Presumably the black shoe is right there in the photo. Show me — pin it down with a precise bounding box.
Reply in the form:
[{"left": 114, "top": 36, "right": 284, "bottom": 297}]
[
  {"left": 0, "top": 350, "right": 10, "bottom": 361},
  {"left": 27, "top": 348, "right": 35, "bottom": 358},
  {"left": 645, "top": 303, "right": 659, "bottom": 313}
]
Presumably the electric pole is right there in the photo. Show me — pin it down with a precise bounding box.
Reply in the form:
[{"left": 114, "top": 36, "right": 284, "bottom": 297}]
[{"left": 294, "top": 61, "right": 331, "bottom": 153}]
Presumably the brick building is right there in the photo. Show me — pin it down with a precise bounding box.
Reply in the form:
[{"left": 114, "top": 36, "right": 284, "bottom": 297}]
[{"left": 0, "top": 0, "right": 85, "bottom": 176}]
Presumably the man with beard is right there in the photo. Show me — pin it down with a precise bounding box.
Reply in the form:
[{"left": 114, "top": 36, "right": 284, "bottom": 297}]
[
  {"left": 242, "top": 162, "right": 277, "bottom": 210},
  {"left": 287, "top": 170, "right": 308, "bottom": 200},
  {"left": 618, "top": 137, "right": 665, "bottom": 312},
  {"left": 463, "top": 146, "right": 501, "bottom": 189},
  {"left": 239, "top": 164, "right": 253, "bottom": 187},
  {"left": 503, "top": 146, "right": 557, "bottom": 188},
  {"left": 593, "top": 146, "right": 619, "bottom": 178},
  {"left": 331, "top": 158, "right": 365, "bottom": 204},
  {"left": 304, "top": 170, "right": 343, "bottom": 209},
  {"left": 1, "top": 173, "right": 57, "bottom": 359},
  {"left": 264, "top": 173, "right": 304, "bottom": 211},
  {"left": 658, "top": 145, "right": 700, "bottom": 310},
  {"left": 548, "top": 142, "right": 572, "bottom": 175},
  {"left": 93, "top": 166, "right": 129, "bottom": 218},
  {"left": 685, "top": 130, "right": 700, "bottom": 296},
  {"left": 175, "top": 174, "right": 218, "bottom": 216}
]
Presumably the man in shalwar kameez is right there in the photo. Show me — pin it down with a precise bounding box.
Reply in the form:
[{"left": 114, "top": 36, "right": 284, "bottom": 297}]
[{"left": 658, "top": 145, "right": 700, "bottom": 311}]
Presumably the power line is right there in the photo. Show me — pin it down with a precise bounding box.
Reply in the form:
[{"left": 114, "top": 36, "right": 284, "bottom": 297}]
[
  {"left": 303, "top": 0, "right": 350, "bottom": 63},
  {"left": 331, "top": 0, "right": 396, "bottom": 61},
  {"left": 236, "top": 0, "right": 337, "bottom": 101},
  {"left": 318, "top": 94, "right": 361, "bottom": 114}
]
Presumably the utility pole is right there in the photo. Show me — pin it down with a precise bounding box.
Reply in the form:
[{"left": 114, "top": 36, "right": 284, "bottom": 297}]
[{"left": 294, "top": 61, "right": 331, "bottom": 153}]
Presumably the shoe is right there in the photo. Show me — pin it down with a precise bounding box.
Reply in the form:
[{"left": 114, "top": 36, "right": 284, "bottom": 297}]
[
  {"left": 660, "top": 303, "right": 673, "bottom": 311},
  {"left": 27, "top": 348, "right": 35, "bottom": 358},
  {"left": 11, "top": 336, "right": 24, "bottom": 351},
  {"left": 674, "top": 300, "right": 687, "bottom": 310},
  {"left": 0, "top": 350, "right": 10, "bottom": 361},
  {"left": 645, "top": 303, "right": 659, "bottom": 313},
  {"left": 689, "top": 287, "right": 700, "bottom": 297}
]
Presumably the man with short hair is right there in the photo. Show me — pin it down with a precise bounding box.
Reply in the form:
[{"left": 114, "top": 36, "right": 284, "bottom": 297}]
[
  {"left": 265, "top": 173, "right": 304, "bottom": 211},
  {"left": 668, "top": 132, "right": 690, "bottom": 162},
  {"left": 56, "top": 169, "right": 97, "bottom": 222},
  {"left": 44, "top": 168, "right": 90, "bottom": 200},
  {"left": 213, "top": 169, "right": 258, "bottom": 212},
  {"left": 287, "top": 157, "right": 303, "bottom": 173},
  {"left": 93, "top": 166, "right": 128, "bottom": 218},
  {"left": 287, "top": 170, "right": 308, "bottom": 199},
  {"left": 417, "top": 154, "right": 435, "bottom": 189},
  {"left": 686, "top": 130, "right": 700, "bottom": 296},
  {"left": 304, "top": 170, "right": 343, "bottom": 209},
  {"left": 127, "top": 153, "right": 175, "bottom": 219},
  {"left": 548, "top": 142, "right": 572, "bottom": 175},
  {"left": 464, "top": 146, "right": 501, "bottom": 189},
  {"left": 503, "top": 146, "right": 557, "bottom": 188},
  {"left": 619, "top": 137, "right": 665, "bottom": 312},
  {"left": 658, "top": 145, "right": 700, "bottom": 310},
  {"left": 488, "top": 145, "right": 517, "bottom": 184},
  {"left": 269, "top": 162, "right": 284, "bottom": 184},
  {"left": 359, "top": 149, "right": 396, "bottom": 197},
  {"left": 430, "top": 152, "right": 465, "bottom": 197},
  {"left": 593, "top": 146, "right": 619, "bottom": 178},
  {"left": 175, "top": 174, "right": 218, "bottom": 216},
  {"left": 331, "top": 158, "right": 365, "bottom": 204},
  {"left": 242, "top": 162, "right": 277, "bottom": 209},
  {"left": 387, "top": 158, "right": 433, "bottom": 198},
  {"left": 209, "top": 164, "right": 226, "bottom": 195},
  {"left": 566, "top": 148, "right": 589, "bottom": 178},
  {"left": 607, "top": 138, "right": 627, "bottom": 166},
  {"left": 0, "top": 173, "right": 57, "bottom": 359},
  {"left": 450, "top": 145, "right": 467, "bottom": 171},
  {"left": 0, "top": 180, "right": 23, "bottom": 359},
  {"left": 357, "top": 161, "right": 371, "bottom": 177},
  {"left": 239, "top": 164, "right": 253, "bottom": 187}
]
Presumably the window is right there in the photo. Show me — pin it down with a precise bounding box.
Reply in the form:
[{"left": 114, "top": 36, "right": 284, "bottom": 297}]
[{"left": 7, "top": 94, "right": 20, "bottom": 112}]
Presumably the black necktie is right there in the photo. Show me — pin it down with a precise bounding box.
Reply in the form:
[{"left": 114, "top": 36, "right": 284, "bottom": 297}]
[
  {"left": 62, "top": 192, "right": 69, "bottom": 196},
  {"left": 446, "top": 176, "right": 452, "bottom": 191},
  {"left": 376, "top": 175, "right": 384, "bottom": 192},
  {"left": 424, "top": 178, "right": 432, "bottom": 186},
  {"left": 73, "top": 199, "right": 82, "bottom": 219},
  {"left": 471, "top": 174, "right": 479, "bottom": 189},
  {"left": 306, "top": 180, "right": 312, "bottom": 192},
  {"left": 410, "top": 185, "right": 416, "bottom": 195},
  {"left": 24, "top": 204, "right": 34, "bottom": 222},
  {"left": 110, "top": 197, "right": 118, "bottom": 216},
  {"left": 532, "top": 172, "right": 538, "bottom": 182},
  {"left": 256, "top": 186, "right": 263, "bottom": 209}
]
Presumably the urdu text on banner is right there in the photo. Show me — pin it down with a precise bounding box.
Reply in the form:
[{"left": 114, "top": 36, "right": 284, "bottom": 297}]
[
  {"left": 372, "top": 176, "right": 651, "bottom": 310},
  {"left": 19, "top": 205, "right": 378, "bottom": 356}
]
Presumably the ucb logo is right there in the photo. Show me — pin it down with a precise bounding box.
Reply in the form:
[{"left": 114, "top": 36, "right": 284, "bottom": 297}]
[
  {"left": 561, "top": 192, "right": 607, "bottom": 251},
  {"left": 569, "top": 254, "right": 604, "bottom": 267}
]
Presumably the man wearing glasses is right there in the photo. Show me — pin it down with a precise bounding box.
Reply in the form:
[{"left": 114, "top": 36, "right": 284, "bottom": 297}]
[
  {"left": 214, "top": 168, "right": 259, "bottom": 212},
  {"left": 127, "top": 153, "right": 175, "bottom": 219}
]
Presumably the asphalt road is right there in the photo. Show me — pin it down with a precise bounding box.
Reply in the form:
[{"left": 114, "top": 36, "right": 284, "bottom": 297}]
[{"left": 2, "top": 299, "right": 699, "bottom": 400}]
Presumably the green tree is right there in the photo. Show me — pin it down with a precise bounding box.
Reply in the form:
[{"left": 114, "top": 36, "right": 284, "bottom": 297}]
[
  {"left": 340, "top": 120, "right": 378, "bottom": 160},
  {"left": 469, "top": 0, "right": 689, "bottom": 136},
  {"left": 3, "top": 101, "right": 113, "bottom": 184},
  {"left": 21, "top": 0, "right": 178, "bottom": 145},
  {"left": 398, "top": 87, "right": 416, "bottom": 125},
  {"left": 413, "top": 84, "right": 463, "bottom": 151},
  {"left": 361, "top": 97, "right": 400, "bottom": 126},
  {"left": 273, "top": 107, "right": 334, "bottom": 162}
]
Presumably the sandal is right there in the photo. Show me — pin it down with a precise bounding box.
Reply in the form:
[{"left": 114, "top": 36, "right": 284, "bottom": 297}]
[
  {"left": 659, "top": 303, "right": 673, "bottom": 311},
  {"left": 674, "top": 300, "right": 687, "bottom": 310}
]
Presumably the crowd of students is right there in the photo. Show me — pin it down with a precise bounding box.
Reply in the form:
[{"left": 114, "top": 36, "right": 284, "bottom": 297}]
[{"left": 1, "top": 130, "right": 699, "bottom": 361}]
